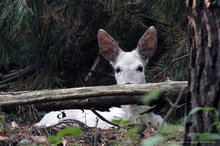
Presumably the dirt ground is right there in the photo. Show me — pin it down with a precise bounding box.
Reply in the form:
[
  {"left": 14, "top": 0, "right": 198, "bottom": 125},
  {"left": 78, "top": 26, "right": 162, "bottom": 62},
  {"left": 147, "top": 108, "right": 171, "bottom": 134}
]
[{"left": 0, "top": 119, "right": 184, "bottom": 146}]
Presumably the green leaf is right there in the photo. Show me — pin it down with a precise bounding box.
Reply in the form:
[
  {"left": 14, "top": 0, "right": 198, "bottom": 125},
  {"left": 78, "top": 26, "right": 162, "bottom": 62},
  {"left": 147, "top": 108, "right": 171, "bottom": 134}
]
[
  {"left": 111, "top": 118, "right": 132, "bottom": 125},
  {"left": 213, "top": 122, "right": 220, "bottom": 131},
  {"left": 165, "top": 144, "right": 181, "bottom": 146},
  {"left": 188, "top": 107, "right": 202, "bottom": 116},
  {"left": 213, "top": 121, "right": 220, "bottom": 126},
  {"left": 124, "top": 127, "right": 140, "bottom": 141},
  {"left": 47, "top": 136, "right": 61, "bottom": 144},
  {"left": 19, "top": 139, "right": 30, "bottom": 144},
  {"left": 160, "top": 125, "right": 182, "bottom": 134},
  {"left": 142, "top": 89, "right": 161, "bottom": 104},
  {"left": 57, "top": 127, "right": 83, "bottom": 137},
  {"left": 141, "top": 135, "right": 164, "bottom": 146},
  {"left": 189, "top": 133, "right": 220, "bottom": 141},
  {"left": 202, "top": 107, "right": 216, "bottom": 112}
]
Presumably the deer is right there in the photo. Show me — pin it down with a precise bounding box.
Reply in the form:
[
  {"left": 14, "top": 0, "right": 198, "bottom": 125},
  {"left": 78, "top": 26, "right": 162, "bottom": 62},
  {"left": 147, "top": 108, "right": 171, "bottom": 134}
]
[
  {"left": 34, "top": 26, "right": 163, "bottom": 128},
  {"left": 97, "top": 26, "right": 163, "bottom": 125}
]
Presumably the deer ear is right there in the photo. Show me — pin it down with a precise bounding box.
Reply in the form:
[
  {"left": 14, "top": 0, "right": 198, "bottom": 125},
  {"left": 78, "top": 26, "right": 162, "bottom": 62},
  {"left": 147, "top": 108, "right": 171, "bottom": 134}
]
[
  {"left": 98, "top": 29, "right": 121, "bottom": 62},
  {"left": 136, "top": 26, "right": 157, "bottom": 60}
]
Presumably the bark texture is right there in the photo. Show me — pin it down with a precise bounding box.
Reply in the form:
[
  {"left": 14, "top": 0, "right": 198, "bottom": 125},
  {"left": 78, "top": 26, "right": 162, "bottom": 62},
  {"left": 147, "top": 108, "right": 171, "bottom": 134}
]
[
  {"left": 186, "top": 0, "right": 220, "bottom": 145},
  {"left": 0, "top": 81, "right": 187, "bottom": 113}
]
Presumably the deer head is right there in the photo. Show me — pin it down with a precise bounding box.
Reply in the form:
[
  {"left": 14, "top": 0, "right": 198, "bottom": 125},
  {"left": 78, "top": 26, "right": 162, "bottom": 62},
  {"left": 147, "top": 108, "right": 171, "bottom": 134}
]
[{"left": 98, "top": 26, "right": 157, "bottom": 84}]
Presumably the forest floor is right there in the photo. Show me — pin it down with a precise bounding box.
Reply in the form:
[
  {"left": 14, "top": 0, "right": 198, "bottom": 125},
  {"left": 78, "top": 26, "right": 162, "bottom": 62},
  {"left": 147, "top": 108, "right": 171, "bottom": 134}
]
[{"left": 0, "top": 119, "right": 184, "bottom": 146}]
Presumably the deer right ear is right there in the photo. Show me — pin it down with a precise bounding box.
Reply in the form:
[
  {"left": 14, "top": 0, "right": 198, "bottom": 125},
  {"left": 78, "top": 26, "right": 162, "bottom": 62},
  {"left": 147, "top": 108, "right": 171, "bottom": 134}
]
[
  {"left": 136, "top": 26, "right": 157, "bottom": 60},
  {"left": 98, "top": 29, "right": 121, "bottom": 62}
]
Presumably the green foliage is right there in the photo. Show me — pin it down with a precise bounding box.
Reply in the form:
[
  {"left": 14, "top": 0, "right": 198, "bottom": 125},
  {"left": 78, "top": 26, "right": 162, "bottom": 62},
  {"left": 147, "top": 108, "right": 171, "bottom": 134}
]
[
  {"left": 187, "top": 106, "right": 220, "bottom": 142},
  {"left": 111, "top": 117, "right": 132, "bottom": 125},
  {"left": 0, "top": 34, "right": 15, "bottom": 68},
  {"left": 145, "top": 0, "right": 188, "bottom": 82},
  {"left": 124, "top": 127, "right": 140, "bottom": 143},
  {"left": 111, "top": 118, "right": 142, "bottom": 145},
  {"left": 0, "top": 0, "right": 34, "bottom": 31},
  {"left": 188, "top": 107, "right": 220, "bottom": 132},
  {"left": 0, "top": 115, "right": 5, "bottom": 130},
  {"left": 141, "top": 124, "right": 183, "bottom": 146},
  {"left": 0, "top": 0, "right": 188, "bottom": 90},
  {"left": 113, "top": 126, "right": 141, "bottom": 146},
  {"left": 142, "top": 89, "right": 162, "bottom": 104},
  {"left": 18, "top": 139, "right": 43, "bottom": 146},
  {"left": 188, "top": 133, "right": 220, "bottom": 141},
  {"left": 111, "top": 113, "right": 183, "bottom": 146},
  {"left": 188, "top": 107, "right": 203, "bottom": 116},
  {"left": 150, "top": 0, "right": 186, "bottom": 24},
  {"left": 0, "top": 0, "right": 36, "bottom": 69},
  {"left": 141, "top": 135, "right": 164, "bottom": 146},
  {"left": 47, "top": 127, "right": 83, "bottom": 145}
]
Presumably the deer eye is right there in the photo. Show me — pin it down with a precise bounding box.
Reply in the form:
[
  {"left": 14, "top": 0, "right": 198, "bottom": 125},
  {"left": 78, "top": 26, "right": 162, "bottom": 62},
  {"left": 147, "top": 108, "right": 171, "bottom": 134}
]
[
  {"left": 115, "top": 67, "right": 121, "bottom": 73},
  {"left": 137, "top": 66, "right": 143, "bottom": 72}
]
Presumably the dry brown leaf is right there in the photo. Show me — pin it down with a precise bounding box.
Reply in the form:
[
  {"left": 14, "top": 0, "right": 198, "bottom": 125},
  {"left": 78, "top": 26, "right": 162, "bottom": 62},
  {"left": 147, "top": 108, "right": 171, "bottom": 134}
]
[
  {"left": 0, "top": 136, "right": 9, "bottom": 141},
  {"left": 11, "top": 121, "right": 19, "bottom": 130},
  {"left": 30, "top": 136, "right": 46, "bottom": 143}
]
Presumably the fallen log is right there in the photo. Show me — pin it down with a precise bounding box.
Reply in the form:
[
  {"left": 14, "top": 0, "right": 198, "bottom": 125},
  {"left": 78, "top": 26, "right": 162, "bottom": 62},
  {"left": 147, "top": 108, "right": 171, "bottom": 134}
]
[{"left": 0, "top": 81, "right": 187, "bottom": 113}]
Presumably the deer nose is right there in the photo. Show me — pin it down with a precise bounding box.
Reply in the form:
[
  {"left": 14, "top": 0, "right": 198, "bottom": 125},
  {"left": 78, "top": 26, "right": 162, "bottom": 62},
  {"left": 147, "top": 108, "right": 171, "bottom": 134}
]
[{"left": 124, "top": 82, "right": 133, "bottom": 84}]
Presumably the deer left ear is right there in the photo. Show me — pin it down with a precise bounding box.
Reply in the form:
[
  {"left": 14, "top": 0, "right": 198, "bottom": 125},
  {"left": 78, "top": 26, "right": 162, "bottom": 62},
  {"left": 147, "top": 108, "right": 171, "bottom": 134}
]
[
  {"left": 98, "top": 29, "right": 122, "bottom": 63},
  {"left": 136, "top": 26, "right": 157, "bottom": 60}
]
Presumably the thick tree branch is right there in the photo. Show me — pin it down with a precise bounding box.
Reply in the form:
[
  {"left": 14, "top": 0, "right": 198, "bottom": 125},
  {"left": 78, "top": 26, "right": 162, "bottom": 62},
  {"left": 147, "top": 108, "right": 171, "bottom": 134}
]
[{"left": 0, "top": 81, "right": 187, "bottom": 113}]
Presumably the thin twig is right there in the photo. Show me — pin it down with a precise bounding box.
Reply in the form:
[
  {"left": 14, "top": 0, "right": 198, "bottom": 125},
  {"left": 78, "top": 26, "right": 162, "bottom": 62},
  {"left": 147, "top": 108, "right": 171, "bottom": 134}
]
[
  {"left": 166, "top": 97, "right": 184, "bottom": 109},
  {"left": 41, "top": 119, "right": 91, "bottom": 131},
  {"left": 139, "top": 13, "right": 170, "bottom": 26},
  {"left": 139, "top": 105, "right": 156, "bottom": 115},
  {"left": 84, "top": 56, "right": 101, "bottom": 84},
  {"left": 91, "top": 108, "right": 120, "bottom": 128},
  {"left": 150, "top": 54, "right": 189, "bottom": 82},
  {"left": 63, "top": 63, "right": 114, "bottom": 78},
  {"left": 93, "top": 118, "right": 99, "bottom": 146},
  {"left": 162, "top": 87, "right": 186, "bottom": 125},
  {"left": 0, "top": 66, "right": 34, "bottom": 84}
]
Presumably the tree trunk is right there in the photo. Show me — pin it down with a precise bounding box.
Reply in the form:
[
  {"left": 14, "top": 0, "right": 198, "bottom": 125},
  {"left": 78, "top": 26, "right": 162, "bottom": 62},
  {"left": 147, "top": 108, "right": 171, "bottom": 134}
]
[{"left": 185, "top": 0, "right": 220, "bottom": 145}]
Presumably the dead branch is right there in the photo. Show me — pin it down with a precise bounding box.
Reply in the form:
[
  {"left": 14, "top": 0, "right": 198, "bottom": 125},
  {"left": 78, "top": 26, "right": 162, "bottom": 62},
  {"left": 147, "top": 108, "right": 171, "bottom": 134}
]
[
  {"left": 139, "top": 13, "right": 170, "bottom": 26},
  {"left": 0, "top": 66, "right": 34, "bottom": 84},
  {"left": 63, "top": 64, "right": 114, "bottom": 78},
  {"left": 91, "top": 108, "right": 120, "bottom": 128},
  {"left": 162, "top": 87, "right": 186, "bottom": 125},
  {"left": 150, "top": 54, "right": 189, "bottom": 82},
  {"left": 0, "top": 81, "right": 187, "bottom": 113},
  {"left": 84, "top": 56, "right": 101, "bottom": 84}
]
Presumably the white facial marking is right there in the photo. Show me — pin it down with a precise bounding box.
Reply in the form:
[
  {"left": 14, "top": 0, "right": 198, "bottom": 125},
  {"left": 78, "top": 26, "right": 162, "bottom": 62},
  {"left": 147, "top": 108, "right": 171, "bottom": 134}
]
[
  {"left": 113, "top": 51, "right": 147, "bottom": 84},
  {"left": 98, "top": 26, "right": 157, "bottom": 85}
]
